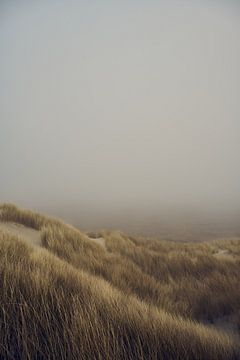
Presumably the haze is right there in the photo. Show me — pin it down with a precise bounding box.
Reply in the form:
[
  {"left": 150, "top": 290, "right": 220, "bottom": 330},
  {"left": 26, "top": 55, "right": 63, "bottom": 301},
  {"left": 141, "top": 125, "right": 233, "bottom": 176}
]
[{"left": 1, "top": 0, "right": 240, "bottom": 236}]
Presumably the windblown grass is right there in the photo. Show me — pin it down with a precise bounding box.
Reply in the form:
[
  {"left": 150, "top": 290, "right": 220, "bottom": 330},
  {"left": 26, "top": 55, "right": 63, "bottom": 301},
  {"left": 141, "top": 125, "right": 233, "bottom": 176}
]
[{"left": 0, "top": 203, "right": 239, "bottom": 359}]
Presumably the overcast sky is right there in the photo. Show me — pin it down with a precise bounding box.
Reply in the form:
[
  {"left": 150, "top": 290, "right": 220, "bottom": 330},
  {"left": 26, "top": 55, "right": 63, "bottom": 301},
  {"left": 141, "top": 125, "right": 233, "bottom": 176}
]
[{"left": 1, "top": 0, "right": 240, "bottom": 222}]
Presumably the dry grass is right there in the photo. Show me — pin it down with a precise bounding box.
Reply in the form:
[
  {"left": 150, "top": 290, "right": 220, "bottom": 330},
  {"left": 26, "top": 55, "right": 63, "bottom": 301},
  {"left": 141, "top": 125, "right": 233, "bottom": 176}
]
[{"left": 0, "top": 203, "right": 239, "bottom": 359}]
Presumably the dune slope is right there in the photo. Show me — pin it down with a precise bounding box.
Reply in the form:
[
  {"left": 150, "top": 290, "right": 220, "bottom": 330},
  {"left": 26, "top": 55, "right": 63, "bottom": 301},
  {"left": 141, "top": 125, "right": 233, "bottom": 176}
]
[{"left": 0, "top": 204, "right": 239, "bottom": 360}]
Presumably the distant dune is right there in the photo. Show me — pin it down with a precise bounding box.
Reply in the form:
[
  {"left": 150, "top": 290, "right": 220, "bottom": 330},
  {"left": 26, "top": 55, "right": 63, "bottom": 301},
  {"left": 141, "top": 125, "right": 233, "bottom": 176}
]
[
  {"left": 43, "top": 205, "right": 240, "bottom": 242},
  {"left": 0, "top": 203, "right": 239, "bottom": 359}
]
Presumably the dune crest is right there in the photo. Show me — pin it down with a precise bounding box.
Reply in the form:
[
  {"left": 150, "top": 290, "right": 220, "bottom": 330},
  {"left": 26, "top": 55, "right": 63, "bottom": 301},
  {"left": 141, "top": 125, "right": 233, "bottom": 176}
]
[{"left": 0, "top": 221, "right": 41, "bottom": 247}]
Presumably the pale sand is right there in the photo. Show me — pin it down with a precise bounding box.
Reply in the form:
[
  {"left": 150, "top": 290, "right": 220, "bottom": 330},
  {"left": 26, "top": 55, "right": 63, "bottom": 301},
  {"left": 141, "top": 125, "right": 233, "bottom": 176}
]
[
  {"left": 88, "top": 236, "right": 106, "bottom": 248},
  {"left": 0, "top": 221, "right": 41, "bottom": 247},
  {"left": 0, "top": 221, "right": 106, "bottom": 249},
  {"left": 213, "top": 249, "right": 235, "bottom": 261}
]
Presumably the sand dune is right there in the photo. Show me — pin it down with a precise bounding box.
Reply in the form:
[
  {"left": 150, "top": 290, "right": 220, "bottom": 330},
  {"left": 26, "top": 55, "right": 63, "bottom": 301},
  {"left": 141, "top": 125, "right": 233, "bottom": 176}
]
[
  {"left": 0, "top": 204, "right": 239, "bottom": 359},
  {"left": 0, "top": 221, "right": 41, "bottom": 247},
  {"left": 0, "top": 220, "right": 106, "bottom": 249}
]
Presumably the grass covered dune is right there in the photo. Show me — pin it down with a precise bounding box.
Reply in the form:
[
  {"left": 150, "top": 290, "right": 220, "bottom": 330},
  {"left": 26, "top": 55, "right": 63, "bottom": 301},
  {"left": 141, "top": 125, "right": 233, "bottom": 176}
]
[{"left": 0, "top": 204, "right": 239, "bottom": 359}]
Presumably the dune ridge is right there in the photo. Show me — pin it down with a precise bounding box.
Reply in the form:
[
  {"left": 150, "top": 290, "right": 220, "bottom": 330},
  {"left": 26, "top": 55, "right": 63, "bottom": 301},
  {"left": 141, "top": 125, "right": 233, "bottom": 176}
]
[{"left": 0, "top": 203, "right": 239, "bottom": 359}]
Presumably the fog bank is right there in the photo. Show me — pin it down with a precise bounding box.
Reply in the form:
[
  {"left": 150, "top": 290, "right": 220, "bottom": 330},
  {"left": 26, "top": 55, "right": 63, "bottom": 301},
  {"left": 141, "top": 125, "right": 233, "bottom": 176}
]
[{"left": 1, "top": 0, "right": 240, "bottom": 235}]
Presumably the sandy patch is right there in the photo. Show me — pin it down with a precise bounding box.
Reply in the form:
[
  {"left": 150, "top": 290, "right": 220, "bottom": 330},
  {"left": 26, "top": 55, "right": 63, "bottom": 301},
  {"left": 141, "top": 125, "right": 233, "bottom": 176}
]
[
  {"left": 0, "top": 221, "right": 41, "bottom": 247},
  {"left": 213, "top": 249, "right": 235, "bottom": 261},
  {"left": 88, "top": 236, "right": 106, "bottom": 248}
]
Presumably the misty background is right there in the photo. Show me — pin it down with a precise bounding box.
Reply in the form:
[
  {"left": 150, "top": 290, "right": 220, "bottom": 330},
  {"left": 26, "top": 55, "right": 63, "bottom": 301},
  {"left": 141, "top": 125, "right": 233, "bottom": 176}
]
[{"left": 1, "top": 0, "right": 240, "bottom": 239}]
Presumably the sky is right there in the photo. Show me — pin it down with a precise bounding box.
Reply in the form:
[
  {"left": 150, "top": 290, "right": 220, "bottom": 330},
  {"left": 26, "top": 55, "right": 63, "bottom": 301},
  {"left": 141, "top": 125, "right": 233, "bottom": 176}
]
[{"left": 1, "top": 0, "right": 240, "bottom": 231}]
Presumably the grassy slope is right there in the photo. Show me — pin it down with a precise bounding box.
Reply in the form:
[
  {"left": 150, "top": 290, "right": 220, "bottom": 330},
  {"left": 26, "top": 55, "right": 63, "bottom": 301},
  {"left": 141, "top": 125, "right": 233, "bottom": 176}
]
[{"left": 0, "top": 204, "right": 239, "bottom": 359}]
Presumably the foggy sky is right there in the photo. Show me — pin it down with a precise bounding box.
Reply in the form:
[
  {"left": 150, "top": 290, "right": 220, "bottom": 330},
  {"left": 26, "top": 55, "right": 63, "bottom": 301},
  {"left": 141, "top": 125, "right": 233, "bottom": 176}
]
[{"left": 1, "top": 0, "right": 240, "bottom": 224}]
